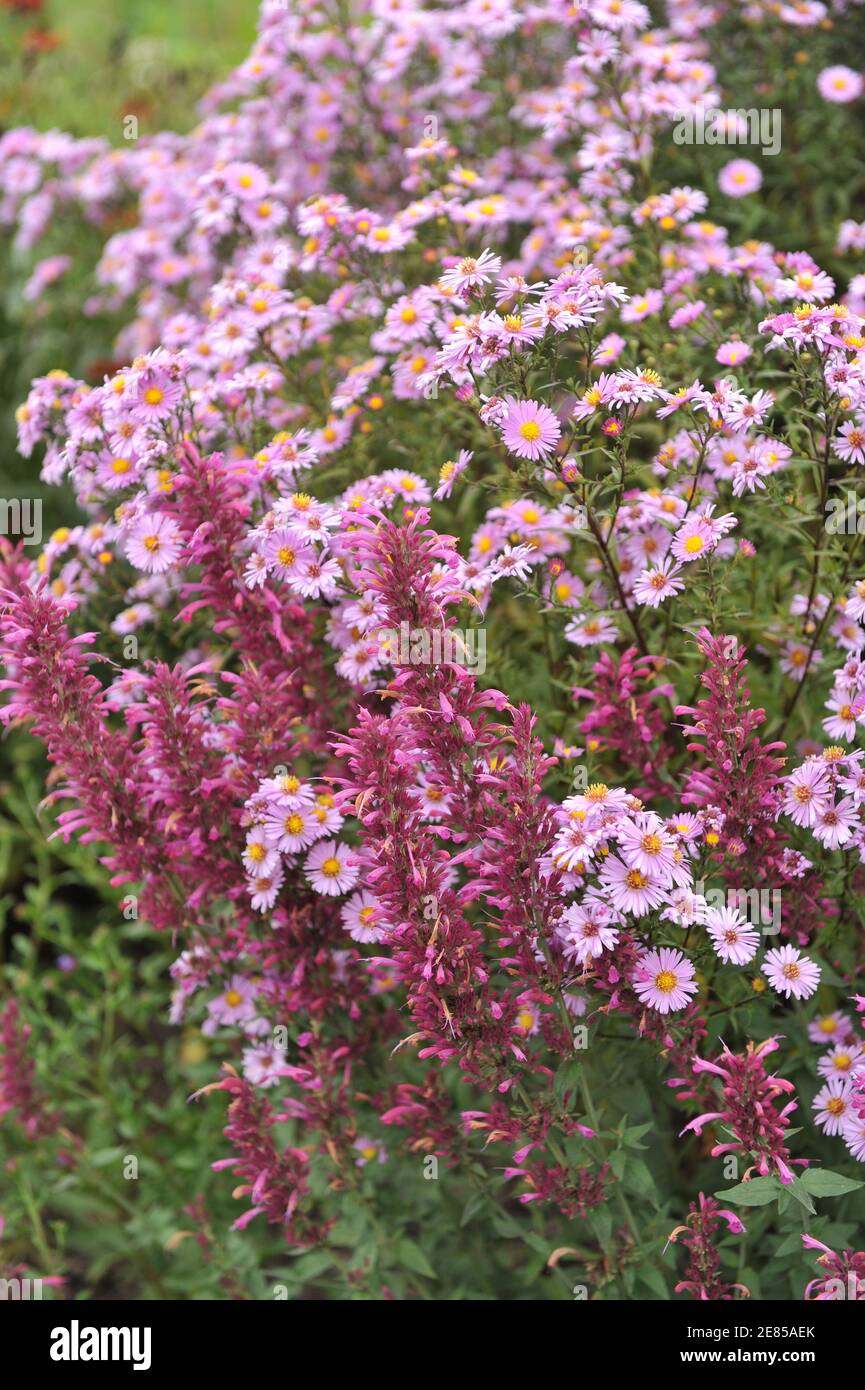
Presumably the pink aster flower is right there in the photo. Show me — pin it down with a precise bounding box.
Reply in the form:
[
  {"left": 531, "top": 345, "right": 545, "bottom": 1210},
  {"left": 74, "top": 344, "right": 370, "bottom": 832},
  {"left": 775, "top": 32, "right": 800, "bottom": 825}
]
[
  {"left": 633, "top": 556, "right": 685, "bottom": 607},
  {"left": 706, "top": 905, "right": 760, "bottom": 965},
  {"left": 247, "top": 863, "right": 284, "bottom": 912},
  {"left": 670, "top": 515, "right": 714, "bottom": 563},
  {"left": 842, "top": 1109, "right": 865, "bottom": 1161},
  {"left": 340, "top": 889, "right": 386, "bottom": 943},
  {"left": 817, "top": 66, "right": 864, "bottom": 104},
  {"left": 616, "top": 812, "right": 679, "bottom": 882},
  {"left": 621, "top": 288, "right": 663, "bottom": 323},
  {"left": 264, "top": 803, "right": 318, "bottom": 854},
  {"left": 718, "top": 160, "right": 762, "bottom": 198},
  {"left": 434, "top": 449, "right": 472, "bottom": 500},
  {"left": 501, "top": 399, "right": 561, "bottom": 461},
  {"left": 564, "top": 613, "right": 619, "bottom": 646},
  {"left": 304, "top": 839, "right": 359, "bottom": 896},
  {"left": 669, "top": 301, "right": 706, "bottom": 329},
  {"left": 557, "top": 901, "right": 620, "bottom": 964},
  {"left": 813, "top": 1078, "right": 853, "bottom": 1136},
  {"left": 593, "top": 332, "right": 626, "bottom": 365},
  {"left": 353, "top": 1137, "right": 387, "bottom": 1167},
  {"left": 242, "top": 827, "right": 279, "bottom": 877},
  {"left": 817, "top": 1042, "right": 863, "bottom": 1082},
  {"left": 134, "top": 370, "right": 182, "bottom": 421},
  {"left": 834, "top": 422, "right": 865, "bottom": 466},
  {"left": 762, "top": 945, "right": 821, "bottom": 1001},
  {"left": 599, "top": 856, "right": 670, "bottom": 917},
  {"left": 490, "top": 542, "right": 536, "bottom": 582},
  {"left": 811, "top": 795, "right": 859, "bottom": 849},
  {"left": 242, "top": 1043, "right": 285, "bottom": 1089},
  {"left": 632, "top": 947, "right": 699, "bottom": 1014},
  {"left": 208, "top": 976, "right": 257, "bottom": 1027},
  {"left": 715, "top": 340, "right": 752, "bottom": 368},
  {"left": 822, "top": 693, "right": 864, "bottom": 742},
  {"left": 125, "top": 513, "right": 182, "bottom": 574},
  {"left": 439, "top": 248, "right": 502, "bottom": 295},
  {"left": 223, "top": 161, "right": 270, "bottom": 200},
  {"left": 808, "top": 1011, "right": 855, "bottom": 1045}
]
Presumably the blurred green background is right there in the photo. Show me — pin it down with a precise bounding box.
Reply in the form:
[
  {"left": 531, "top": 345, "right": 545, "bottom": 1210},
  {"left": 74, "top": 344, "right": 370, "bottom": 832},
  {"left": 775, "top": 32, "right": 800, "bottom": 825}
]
[{"left": 0, "top": 0, "right": 257, "bottom": 137}]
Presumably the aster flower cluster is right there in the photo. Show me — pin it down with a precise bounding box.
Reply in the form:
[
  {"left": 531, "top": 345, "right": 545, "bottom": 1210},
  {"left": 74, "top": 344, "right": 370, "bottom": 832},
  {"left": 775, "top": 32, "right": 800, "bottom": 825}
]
[{"left": 2, "top": 0, "right": 864, "bottom": 1302}]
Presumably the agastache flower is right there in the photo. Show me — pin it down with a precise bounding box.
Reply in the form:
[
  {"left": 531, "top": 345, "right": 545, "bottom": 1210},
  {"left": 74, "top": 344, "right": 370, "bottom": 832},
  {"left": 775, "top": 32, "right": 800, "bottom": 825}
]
[{"left": 682, "top": 1038, "right": 801, "bottom": 1184}]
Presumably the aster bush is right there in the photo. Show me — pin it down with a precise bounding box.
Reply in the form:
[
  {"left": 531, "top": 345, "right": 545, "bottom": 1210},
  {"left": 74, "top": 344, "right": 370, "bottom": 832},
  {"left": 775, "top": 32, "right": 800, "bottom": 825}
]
[{"left": 1, "top": 0, "right": 865, "bottom": 1304}]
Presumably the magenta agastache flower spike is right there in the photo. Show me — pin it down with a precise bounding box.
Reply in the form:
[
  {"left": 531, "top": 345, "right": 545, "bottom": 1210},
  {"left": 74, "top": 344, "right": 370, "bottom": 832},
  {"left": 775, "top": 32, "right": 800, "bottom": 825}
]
[
  {"left": 171, "top": 443, "right": 330, "bottom": 740},
  {"left": 573, "top": 646, "right": 673, "bottom": 797},
  {"left": 0, "top": 999, "right": 59, "bottom": 1140},
  {"left": 667, "top": 1192, "right": 749, "bottom": 1301},
  {"left": 681, "top": 1037, "right": 803, "bottom": 1184},
  {"left": 802, "top": 1234, "right": 865, "bottom": 1300},
  {"left": 676, "top": 629, "right": 786, "bottom": 856},
  {"left": 0, "top": 580, "right": 163, "bottom": 889},
  {"left": 204, "top": 1067, "right": 329, "bottom": 1245}
]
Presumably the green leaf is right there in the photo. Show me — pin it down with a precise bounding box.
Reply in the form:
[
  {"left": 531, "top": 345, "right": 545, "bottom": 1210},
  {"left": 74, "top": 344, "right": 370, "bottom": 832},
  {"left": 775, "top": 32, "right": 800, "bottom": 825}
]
[
  {"left": 800, "top": 1169, "right": 865, "bottom": 1198},
  {"left": 553, "top": 1058, "right": 583, "bottom": 1106},
  {"left": 636, "top": 1263, "right": 670, "bottom": 1299},
  {"left": 609, "top": 1150, "right": 627, "bottom": 1180},
  {"left": 622, "top": 1122, "right": 653, "bottom": 1149},
  {"left": 786, "top": 1177, "right": 816, "bottom": 1216},
  {"left": 459, "top": 1192, "right": 488, "bottom": 1227},
  {"left": 623, "top": 1157, "right": 657, "bottom": 1199},
  {"left": 774, "top": 1229, "right": 804, "bottom": 1259},
  {"left": 398, "top": 1238, "right": 436, "bottom": 1280},
  {"left": 713, "top": 1176, "right": 780, "bottom": 1207}
]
